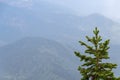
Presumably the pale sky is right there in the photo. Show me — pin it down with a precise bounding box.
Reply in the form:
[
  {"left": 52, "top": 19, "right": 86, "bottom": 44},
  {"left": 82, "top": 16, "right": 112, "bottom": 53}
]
[
  {"left": 44, "top": 0, "right": 120, "bottom": 20},
  {"left": 44, "top": 0, "right": 120, "bottom": 44},
  {"left": 1, "top": 0, "right": 120, "bottom": 20},
  {"left": 1, "top": 0, "right": 120, "bottom": 44}
]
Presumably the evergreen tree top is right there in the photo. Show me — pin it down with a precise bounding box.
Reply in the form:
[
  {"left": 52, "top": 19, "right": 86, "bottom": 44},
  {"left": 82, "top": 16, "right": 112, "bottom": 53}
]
[{"left": 74, "top": 27, "right": 120, "bottom": 80}]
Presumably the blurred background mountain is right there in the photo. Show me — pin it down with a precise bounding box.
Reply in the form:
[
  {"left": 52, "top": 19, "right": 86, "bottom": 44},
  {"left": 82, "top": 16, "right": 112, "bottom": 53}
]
[{"left": 0, "top": 0, "right": 120, "bottom": 79}]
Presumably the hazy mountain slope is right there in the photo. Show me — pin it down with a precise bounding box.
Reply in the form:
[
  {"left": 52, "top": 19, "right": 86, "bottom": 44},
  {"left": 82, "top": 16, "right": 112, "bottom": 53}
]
[
  {"left": 0, "top": 37, "right": 80, "bottom": 80},
  {"left": 0, "top": 1, "right": 80, "bottom": 43},
  {"left": 1, "top": 1, "right": 120, "bottom": 45},
  {"left": 0, "top": 0, "right": 120, "bottom": 78},
  {"left": 79, "top": 13, "right": 117, "bottom": 27}
]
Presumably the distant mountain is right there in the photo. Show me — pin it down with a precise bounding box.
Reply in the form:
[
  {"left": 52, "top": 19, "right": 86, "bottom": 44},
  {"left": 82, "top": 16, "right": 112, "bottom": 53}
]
[
  {"left": 0, "top": 37, "right": 80, "bottom": 80},
  {"left": 1, "top": 1, "right": 120, "bottom": 46},
  {"left": 0, "top": 1, "right": 79, "bottom": 43},
  {"left": 1, "top": 1, "right": 120, "bottom": 78},
  {"left": 79, "top": 13, "right": 118, "bottom": 28}
]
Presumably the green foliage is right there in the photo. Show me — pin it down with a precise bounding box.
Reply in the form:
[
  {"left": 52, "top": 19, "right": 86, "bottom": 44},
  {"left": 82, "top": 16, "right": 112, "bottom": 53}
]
[{"left": 75, "top": 27, "right": 120, "bottom": 80}]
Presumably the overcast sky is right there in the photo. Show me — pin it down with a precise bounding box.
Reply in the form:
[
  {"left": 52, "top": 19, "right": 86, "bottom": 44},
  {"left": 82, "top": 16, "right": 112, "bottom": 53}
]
[
  {"left": 1, "top": 0, "right": 120, "bottom": 20},
  {"left": 44, "top": 0, "right": 120, "bottom": 20},
  {"left": 37, "top": 0, "right": 120, "bottom": 44},
  {"left": 1, "top": 0, "right": 120, "bottom": 44}
]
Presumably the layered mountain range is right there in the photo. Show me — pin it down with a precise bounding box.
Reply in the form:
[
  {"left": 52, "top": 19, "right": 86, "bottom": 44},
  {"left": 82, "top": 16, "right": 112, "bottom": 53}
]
[
  {"left": 0, "top": 37, "right": 80, "bottom": 80},
  {"left": 0, "top": 1, "right": 119, "bottom": 45},
  {"left": 0, "top": 0, "right": 120, "bottom": 79}
]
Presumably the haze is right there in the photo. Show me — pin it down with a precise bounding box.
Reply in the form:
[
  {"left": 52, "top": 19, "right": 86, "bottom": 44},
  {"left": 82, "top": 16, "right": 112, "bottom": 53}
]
[{"left": 0, "top": 0, "right": 120, "bottom": 79}]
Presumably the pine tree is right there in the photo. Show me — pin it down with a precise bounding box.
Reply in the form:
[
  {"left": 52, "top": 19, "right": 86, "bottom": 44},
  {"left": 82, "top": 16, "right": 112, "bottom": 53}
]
[{"left": 74, "top": 27, "right": 120, "bottom": 80}]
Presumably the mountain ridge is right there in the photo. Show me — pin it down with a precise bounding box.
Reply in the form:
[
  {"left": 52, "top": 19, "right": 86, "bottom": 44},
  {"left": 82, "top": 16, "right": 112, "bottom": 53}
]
[{"left": 0, "top": 37, "right": 80, "bottom": 80}]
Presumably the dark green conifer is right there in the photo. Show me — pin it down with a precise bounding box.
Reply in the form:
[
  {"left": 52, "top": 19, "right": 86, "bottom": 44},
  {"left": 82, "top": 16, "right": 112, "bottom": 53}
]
[{"left": 75, "top": 27, "right": 120, "bottom": 80}]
